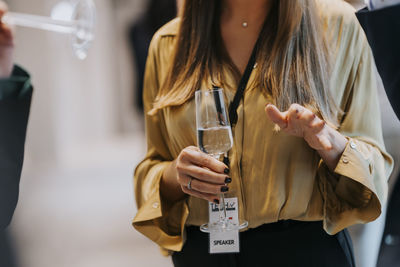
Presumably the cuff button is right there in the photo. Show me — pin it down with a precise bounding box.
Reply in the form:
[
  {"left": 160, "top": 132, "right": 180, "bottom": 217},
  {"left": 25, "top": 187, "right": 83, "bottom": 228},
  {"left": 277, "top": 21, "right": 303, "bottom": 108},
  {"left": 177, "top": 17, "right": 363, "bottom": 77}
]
[
  {"left": 342, "top": 157, "right": 349, "bottom": 164},
  {"left": 152, "top": 202, "right": 159, "bottom": 209},
  {"left": 350, "top": 141, "right": 357, "bottom": 149}
]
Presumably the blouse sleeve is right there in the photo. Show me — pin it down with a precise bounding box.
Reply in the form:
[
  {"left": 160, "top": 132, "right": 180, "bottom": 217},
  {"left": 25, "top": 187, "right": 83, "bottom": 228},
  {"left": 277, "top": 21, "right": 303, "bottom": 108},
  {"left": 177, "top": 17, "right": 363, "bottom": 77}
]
[
  {"left": 132, "top": 34, "right": 189, "bottom": 253},
  {"left": 318, "top": 17, "right": 394, "bottom": 235}
]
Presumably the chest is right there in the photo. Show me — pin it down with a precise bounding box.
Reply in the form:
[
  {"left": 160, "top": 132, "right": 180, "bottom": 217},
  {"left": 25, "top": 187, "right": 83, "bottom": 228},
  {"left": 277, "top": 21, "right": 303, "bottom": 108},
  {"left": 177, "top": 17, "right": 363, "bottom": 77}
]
[
  {"left": 221, "top": 26, "right": 260, "bottom": 74},
  {"left": 162, "top": 85, "right": 272, "bottom": 157}
]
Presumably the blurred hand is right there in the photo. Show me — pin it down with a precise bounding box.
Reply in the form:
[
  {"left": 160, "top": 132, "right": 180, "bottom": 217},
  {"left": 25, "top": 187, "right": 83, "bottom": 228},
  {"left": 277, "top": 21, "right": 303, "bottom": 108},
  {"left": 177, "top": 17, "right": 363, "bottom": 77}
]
[
  {"left": 175, "top": 146, "right": 230, "bottom": 203},
  {"left": 265, "top": 103, "right": 334, "bottom": 151},
  {"left": 0, "top": 1, "right": 14, "bottom": 78}
]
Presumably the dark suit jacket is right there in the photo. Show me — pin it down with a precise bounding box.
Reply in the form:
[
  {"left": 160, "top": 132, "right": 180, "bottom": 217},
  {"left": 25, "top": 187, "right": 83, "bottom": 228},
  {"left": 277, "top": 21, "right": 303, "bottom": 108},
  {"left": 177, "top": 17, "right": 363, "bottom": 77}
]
[
  {"left": 357, "top": 4, "right": 400, "bottom": 119},
  {"left": 356, "top": 5, "right": 400, "bottom": 267},
  {"left": 0, "top": 66, "right": 32, "bottom": 230}
]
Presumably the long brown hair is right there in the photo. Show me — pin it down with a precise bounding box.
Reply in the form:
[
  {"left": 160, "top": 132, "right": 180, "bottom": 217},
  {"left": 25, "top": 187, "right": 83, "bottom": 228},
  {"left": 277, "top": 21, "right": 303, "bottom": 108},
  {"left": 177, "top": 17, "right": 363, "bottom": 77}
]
[{"left": 149, "top": 0, "right": 340, "bottom": 126}]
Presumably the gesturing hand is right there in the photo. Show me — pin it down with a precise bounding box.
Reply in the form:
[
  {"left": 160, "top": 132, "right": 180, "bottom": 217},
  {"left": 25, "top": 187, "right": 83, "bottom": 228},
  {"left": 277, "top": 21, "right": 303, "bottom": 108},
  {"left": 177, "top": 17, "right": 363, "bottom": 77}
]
[
  {"left": 265, "top": 103, "right": 334, "bottom": 151},
  {"left": 0, "top": 1, "right": 14, "bottom": 78}
]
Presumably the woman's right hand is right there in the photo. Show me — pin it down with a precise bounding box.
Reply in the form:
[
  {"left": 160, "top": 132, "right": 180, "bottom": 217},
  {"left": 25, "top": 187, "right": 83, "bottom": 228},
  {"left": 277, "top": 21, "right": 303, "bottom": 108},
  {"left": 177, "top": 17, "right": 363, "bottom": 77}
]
[
  {"left": 0, "top": 1, "right": 14, "bottom": 78},
  {"left": 175, "top": 146, "right": 231, "bottom": 203}
]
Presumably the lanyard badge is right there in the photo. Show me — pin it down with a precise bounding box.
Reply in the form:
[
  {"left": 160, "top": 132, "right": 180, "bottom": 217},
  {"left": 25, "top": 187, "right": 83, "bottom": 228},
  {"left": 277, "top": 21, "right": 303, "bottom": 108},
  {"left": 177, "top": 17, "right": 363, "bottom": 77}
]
[{"left": 208, "top": 197, "right": 240, "bottom": 254}]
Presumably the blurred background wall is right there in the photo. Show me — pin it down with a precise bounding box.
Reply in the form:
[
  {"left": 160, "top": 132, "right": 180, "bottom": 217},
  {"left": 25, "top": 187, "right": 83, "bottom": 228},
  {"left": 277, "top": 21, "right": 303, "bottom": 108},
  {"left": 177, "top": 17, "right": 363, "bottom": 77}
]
[
  {"left": 11, "top": 0, "right": 143, "bottom": 166},
  {"left": 3, "top": 0, "right": 400, "bottom": 267}
]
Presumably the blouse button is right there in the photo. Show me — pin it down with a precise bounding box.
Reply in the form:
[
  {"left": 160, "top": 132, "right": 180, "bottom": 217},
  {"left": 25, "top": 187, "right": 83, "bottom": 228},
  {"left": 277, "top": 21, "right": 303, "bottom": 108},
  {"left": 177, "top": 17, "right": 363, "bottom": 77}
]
[
  {"left": 350, "top": 141, "right": 357, "bottom": 149},
  {"left": 342, "top": 157, "right": 349, "bottom": 164},
  {"left": 152, "top": 202, "right": 159, "bottom": 209}
]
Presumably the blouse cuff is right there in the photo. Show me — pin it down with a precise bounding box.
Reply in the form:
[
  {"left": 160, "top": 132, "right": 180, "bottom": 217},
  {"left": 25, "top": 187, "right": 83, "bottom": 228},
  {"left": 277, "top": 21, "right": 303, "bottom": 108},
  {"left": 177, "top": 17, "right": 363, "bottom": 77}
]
[
  {"left": 334, "top": 138, "right": 376, "bottom": 195},
  {"left": 132, "top": 162, "right": 189, "bottom": 252},
  {"left": 321, "top": 137, "right": 383, "bottom": 234}
]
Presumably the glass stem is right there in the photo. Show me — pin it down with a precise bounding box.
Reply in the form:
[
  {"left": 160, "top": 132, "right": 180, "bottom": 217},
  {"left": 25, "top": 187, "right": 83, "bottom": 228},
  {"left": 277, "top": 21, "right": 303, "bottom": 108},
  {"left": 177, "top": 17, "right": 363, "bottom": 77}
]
[
  {"left": 2, "top": 12, "right": 77, "bottom": 34},
  {"left": 212, "top": 154, "right": 228, "bottom": 225},
  {"left": 219, "top": 193, "right": 227, "bottom": 223}
]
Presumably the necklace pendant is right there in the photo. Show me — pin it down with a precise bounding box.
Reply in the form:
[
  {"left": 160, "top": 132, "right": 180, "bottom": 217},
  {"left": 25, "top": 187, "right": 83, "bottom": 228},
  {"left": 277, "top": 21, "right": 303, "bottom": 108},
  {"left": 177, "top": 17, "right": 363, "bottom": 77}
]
[{"left": 242, "top": 21, "right": 248, "bottom": 28}]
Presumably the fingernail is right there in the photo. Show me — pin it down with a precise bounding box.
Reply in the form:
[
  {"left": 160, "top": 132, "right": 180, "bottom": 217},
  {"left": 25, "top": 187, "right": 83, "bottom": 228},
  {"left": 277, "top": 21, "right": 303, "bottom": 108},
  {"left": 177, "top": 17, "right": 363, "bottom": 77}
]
[
  {"left": 221, "top": 186, "right": 229, "bottom": 192},
  {"left": 225, "top": 177, "right": 232, "bottom": 183},
  {"left": 214, "top": 199, "right": 220, "bottom": 204},
  {"left": 224, "top": 168, "right": 230, "bottom": 174}
]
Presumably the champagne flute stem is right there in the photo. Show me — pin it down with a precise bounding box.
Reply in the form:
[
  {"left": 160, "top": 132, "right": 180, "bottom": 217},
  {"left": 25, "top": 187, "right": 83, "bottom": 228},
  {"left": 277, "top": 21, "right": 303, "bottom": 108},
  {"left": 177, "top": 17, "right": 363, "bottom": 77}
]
[
  {"left": 220, "top": 193, "right": 227, "bottom": 222},
  {"left": 220, "top": 152, "right": 229, "bottom": 225},
  {"left": 2, "top": 12, "right": 77, "bottom": 34},
  {"left": 212, "top": 154, "right": 228, "bottom": 225}
]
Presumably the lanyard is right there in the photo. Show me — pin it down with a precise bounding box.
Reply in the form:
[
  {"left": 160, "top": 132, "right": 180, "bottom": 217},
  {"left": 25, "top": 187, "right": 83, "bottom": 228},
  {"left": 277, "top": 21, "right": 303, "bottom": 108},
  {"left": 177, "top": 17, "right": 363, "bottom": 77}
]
[
  {"left": 223, "top": 41, "right": 260, "bottom": 166},
  {"left": 228, "top": 42, "right": 260, "bottom": 128}
]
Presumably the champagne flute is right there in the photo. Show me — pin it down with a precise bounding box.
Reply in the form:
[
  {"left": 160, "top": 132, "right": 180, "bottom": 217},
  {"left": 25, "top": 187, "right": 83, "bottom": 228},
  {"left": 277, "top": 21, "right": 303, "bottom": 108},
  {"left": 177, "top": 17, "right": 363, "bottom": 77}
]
[
  {"left": 195, "top": 88, "right": 247, "bottom": 232},
  {"left": 2, "top": 0, "right": 96, "bottom": 60}
]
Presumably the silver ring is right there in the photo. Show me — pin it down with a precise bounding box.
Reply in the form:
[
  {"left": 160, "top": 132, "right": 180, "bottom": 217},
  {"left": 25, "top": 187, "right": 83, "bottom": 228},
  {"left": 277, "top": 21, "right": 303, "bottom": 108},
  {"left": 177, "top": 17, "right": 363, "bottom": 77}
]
[{"left": 187, "top": 178, "right": 193, "bottom": 190}]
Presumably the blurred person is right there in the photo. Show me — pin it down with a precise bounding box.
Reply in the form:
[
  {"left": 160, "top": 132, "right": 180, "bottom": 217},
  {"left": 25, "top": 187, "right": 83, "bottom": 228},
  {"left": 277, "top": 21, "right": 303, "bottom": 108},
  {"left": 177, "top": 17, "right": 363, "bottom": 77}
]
[
  {"left": 357, "top": 0, "right": 400, "bottom": 119},
  {"left": 128, "top": 0, "right": 178, "bottom": 112},
  {"left": 132, "top": 0, "right": 393, "bottom": 266},
  {"left": 356, "top": 1, "right": 400, "bottom": 266},
  {"left": 0, "top": 2, "right": 33, "bottom": 266}
]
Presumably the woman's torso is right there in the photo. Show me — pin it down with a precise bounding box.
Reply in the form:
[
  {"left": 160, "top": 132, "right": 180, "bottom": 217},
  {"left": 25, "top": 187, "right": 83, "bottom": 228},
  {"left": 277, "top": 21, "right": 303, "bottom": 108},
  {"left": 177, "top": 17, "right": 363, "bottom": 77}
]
[{"left": 153, "top": 0, "right": 368, "bottom": 229}]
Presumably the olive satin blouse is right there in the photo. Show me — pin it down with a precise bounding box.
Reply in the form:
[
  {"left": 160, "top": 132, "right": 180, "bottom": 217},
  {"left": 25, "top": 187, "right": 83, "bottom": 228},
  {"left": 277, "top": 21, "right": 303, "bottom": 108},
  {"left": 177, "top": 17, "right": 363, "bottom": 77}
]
[{"left": 132, "top": 0, "right": 393, "bottom": 254}]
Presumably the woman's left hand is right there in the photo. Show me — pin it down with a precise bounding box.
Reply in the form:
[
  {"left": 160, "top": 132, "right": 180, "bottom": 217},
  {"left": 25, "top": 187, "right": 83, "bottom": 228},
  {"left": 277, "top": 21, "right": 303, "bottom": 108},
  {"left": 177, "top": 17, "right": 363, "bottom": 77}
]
[
  {"left": 265, "top": 103, "right": 348, "bottom": 170},
  {"left": 266, "top": 103, "right": 348, "bottom": 170},
  {"left": 265, "top": 103, "right": 335, "bottom": 151}
]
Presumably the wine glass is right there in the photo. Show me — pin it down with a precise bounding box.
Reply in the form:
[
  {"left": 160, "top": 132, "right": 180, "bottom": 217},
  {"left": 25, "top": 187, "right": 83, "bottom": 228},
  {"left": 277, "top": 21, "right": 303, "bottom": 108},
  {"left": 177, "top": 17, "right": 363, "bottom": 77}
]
[
  {"left": 195, "top": 88, "right": 248, "bottom": 232},
  {"left": 2, "top": 0, "right": 96, "bottom": 60}
]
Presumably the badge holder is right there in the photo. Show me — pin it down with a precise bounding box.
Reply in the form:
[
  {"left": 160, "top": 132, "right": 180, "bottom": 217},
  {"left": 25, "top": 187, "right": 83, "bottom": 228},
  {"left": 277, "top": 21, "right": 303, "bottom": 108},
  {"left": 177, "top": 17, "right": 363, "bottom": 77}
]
[
  {"left": 201, "top": 196, "right": 248, "bottom": 233},
  {"left": 204, "top": 190, "right": 247, "bottom": 254}
]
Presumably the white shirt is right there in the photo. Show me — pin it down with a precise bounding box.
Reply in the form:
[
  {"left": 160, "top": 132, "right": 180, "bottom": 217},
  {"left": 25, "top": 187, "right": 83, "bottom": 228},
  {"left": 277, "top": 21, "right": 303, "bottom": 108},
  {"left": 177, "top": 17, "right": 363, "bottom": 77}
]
[{"left": 365, "top": 0, "right": 400, "bottom": 9}]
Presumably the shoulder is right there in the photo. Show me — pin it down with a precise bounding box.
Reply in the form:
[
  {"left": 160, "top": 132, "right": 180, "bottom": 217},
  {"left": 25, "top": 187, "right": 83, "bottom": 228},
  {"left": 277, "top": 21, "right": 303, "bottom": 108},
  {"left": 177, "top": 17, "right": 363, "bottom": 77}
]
[
  {"left": 317, "top": 0, "right": 361, "bottom": 34},
  {"left": 144, "top": 18, "right": 180, "bottom": 100},
  {"left": 318, "top": 2, "right": 376, "bottom": 114},
  {"left": 147, "top": 18, "right": 180, "bottom": 63},
  {"left": 155, "top": 17, "right": 180, "bottom": 38},
  {"left": 317, "top": 0, "right": 368, "bottom": 56},
  {"left": 150, "top": 17, "right": 180, "bottom": 46}
]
